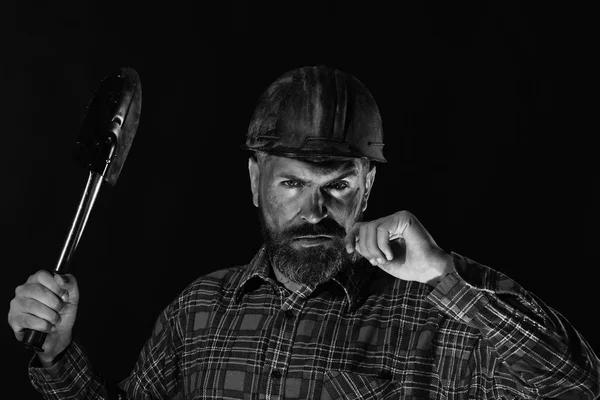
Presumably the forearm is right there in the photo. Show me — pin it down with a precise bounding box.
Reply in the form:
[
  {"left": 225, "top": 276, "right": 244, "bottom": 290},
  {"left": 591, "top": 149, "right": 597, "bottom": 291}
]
[
  {"left": 428, "top": 252, "right": 600, "bottom": 399},
  {"left": 29, "top": 337, "right": 109, "bottom": 400},
  {"left": 36, "top": 332, "right": 74, "bottom": 368}
]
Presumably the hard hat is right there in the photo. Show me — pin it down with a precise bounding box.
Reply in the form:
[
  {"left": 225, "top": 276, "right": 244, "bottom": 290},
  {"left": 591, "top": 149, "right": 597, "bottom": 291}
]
[{"left": 242, "top": 65, "right": 386, "bottom": 163}]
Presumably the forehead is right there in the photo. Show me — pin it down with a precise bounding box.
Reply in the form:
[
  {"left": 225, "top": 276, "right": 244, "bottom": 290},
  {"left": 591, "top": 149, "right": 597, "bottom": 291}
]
[{"left": 262, "top": 155, "right": 362, "bottom": 178}]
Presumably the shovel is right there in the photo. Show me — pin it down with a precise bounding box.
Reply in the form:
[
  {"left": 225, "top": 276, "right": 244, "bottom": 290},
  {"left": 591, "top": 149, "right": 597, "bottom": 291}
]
[{"left": 22, "top": 67, "right": 142, "bottom": 352}]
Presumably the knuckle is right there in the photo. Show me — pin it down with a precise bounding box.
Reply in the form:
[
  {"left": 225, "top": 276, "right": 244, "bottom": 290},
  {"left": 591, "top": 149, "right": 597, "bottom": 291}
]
[
  {"left": 8, "top": 318, "right": 20, "bottom": 334},
  {"left": 11, "top": 297, "right": 27, "bottom": 317},
  {"left": 31, "top": 283, "right": 44, "bottom": 298},
  {"left": 8, "top": 297, "right": 19, "bottom": 313},
  {"left": 9, "top": 313, "right": 25, "bottom": 332},
  {"left": 30, "top": 270, "right": 50, "bottom": 285},
  {"left": 38, "top": 269, "right": 51, "bottom": 278},
  {"left": 29, "top": 270, "right": 43, "bottom": 282}
]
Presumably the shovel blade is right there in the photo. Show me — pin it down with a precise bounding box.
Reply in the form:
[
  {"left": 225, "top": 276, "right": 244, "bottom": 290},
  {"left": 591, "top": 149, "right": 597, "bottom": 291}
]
[{"left": 73, "top": 67, "right": 142, "bottom": 186}]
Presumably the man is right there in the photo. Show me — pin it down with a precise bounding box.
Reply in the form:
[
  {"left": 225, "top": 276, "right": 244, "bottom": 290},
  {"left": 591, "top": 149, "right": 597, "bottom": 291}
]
[{"left": 8, "top": 65, "right": 600, "bottom": 399}]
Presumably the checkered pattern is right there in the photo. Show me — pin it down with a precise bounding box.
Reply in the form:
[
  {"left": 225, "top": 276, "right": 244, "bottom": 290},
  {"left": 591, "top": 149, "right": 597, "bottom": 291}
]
[{"left": 29, "top": 249, "right": 600, "bottom": 399}]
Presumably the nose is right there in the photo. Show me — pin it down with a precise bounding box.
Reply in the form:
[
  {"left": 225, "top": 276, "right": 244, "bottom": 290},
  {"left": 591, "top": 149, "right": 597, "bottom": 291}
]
[{"left": 300, "top": 188, "right": 328, "bottom": 224}]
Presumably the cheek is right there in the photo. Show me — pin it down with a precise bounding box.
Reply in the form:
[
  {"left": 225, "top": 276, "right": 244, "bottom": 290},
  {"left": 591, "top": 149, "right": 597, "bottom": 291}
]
[
  {"left": 261, "top": 187, "right": 298, "bottom": 230},
  {"left": 347, "top": 191, "right": 364, "bottom": 219},
  {"left": 329, "top": 190, "right": 363, "bottom": 229}
]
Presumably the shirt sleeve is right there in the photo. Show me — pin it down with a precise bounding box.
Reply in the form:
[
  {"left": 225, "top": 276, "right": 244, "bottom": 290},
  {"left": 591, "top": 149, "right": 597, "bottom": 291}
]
[
  {"left": 28, "top": 336, "right": 109, "bottom": 399},
  {"left": 117, "top": 297, "right": 185, "bottom": 399},
  {"left": 427, "top": 252, "right": 600, "bottom": 400},
  {"left": 28, "top": 297, "right": 185, "bottom": 400}
]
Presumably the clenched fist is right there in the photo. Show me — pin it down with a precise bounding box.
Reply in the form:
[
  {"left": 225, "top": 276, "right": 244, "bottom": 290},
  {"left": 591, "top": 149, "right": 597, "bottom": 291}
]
[
  {"left": 345, "top": 210, "right": 455, "bottom": 286},
  {"left": 8, "top": 270, "right": 79, "bottom": 365}
]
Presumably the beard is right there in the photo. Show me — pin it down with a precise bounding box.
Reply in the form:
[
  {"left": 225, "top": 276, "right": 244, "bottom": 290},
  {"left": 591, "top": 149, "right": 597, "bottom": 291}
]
[{"left": 258, "top": 202, "right": 363, "bottom": 287}]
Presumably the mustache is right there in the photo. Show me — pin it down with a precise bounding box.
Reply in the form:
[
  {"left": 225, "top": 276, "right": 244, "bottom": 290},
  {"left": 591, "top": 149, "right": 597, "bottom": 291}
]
[{"left": 282, "top": 218, "right": 346, "bottom": 239}]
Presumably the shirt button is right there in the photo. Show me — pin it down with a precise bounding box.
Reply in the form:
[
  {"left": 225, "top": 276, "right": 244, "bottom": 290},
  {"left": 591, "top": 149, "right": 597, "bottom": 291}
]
[{"left": 271, "top": 369, "right": 282, "bottom": 379}]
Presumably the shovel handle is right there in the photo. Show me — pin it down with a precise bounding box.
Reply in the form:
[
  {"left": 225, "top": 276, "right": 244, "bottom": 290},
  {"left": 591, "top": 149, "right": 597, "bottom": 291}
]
[
  {"left": 20, "top": 172, "right": 103, "bottom": 353},
  {"left": 22, "top": 329, "right": 47, "bottom": 352}
]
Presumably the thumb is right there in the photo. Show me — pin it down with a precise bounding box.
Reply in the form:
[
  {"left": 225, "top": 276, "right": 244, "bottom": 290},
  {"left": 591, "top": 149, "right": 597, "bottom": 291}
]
[
  {"left": 344, "top": 222, "right": 363, "bottom": 253},
  {"left": 54, "top": 273, "right": 79, "bottom": 302},
  {"left": 392, "top": 211, "right": 437, "bottom": 250}
]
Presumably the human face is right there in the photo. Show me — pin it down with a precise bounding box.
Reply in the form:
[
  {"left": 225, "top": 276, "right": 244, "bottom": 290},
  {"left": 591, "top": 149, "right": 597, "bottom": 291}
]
[{"left": 248, "top": 155, "right": 376, "bottom": 286}]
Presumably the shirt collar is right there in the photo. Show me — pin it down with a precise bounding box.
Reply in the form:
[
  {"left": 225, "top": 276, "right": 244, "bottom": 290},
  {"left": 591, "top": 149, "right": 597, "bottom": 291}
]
[
  {"left": 234, "top": 246, "right": 276, "bottom": 300},
  {"left": 329, "top": 257, "right": 372, "bottom": 311},
  {"left": 234, "top": 246, "right": 373, "bottom": 312}
]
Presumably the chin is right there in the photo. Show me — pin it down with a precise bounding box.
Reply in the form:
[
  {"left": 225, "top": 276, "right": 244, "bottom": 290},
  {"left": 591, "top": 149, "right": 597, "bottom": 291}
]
[{"left": 270, "top": 240, "right": 350, "bottom": 287}]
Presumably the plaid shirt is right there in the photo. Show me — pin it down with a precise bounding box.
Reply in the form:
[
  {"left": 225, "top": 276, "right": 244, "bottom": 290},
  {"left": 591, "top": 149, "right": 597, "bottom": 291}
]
[{"left": 29, "top": 249, "right": 600, "bottom": 399}]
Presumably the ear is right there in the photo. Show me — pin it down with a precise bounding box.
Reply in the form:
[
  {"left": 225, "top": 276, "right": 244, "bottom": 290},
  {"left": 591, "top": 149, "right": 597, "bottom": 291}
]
[
  {"left": 248, "top": 157, "right": 260, "bottom": 207},
  {"left": 362, "top": 166, "right": 376, "bottom": 212}
]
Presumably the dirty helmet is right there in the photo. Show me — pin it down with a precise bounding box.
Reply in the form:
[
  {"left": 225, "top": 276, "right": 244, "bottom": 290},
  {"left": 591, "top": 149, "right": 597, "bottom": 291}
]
[{"left": 242, "top": 65, "right": 386, "bottom": 163}]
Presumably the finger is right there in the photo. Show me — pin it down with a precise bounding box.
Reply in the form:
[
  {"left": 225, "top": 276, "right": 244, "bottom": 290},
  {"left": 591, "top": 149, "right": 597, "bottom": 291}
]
[
  {"left": 12, "top": 313, "right": 55, "bottom": 338},
  {"left": 15, "top": 282, "right": 64, "bottom": 313},
  {"left": 55, "top": 273, "right": 78, "bottom": 303},
  {"left": 376, "top": 224, "right": 394, "bottom": 261},
  {"left": 390, "top": 210, "right": 411, "bottom": 239},
  {"left": 366, "top": 223, "right": 387, "bottom": 263},
  {"left": 28, "top": 270, "right": 65, "bottom": 298},
  {"left": 358, "top": 223, "right": 371, "bottom": 261},
  {"left": 392, "top": 210, "right": 436, "bottom": 248},
  {"left": 22, "top": 297, "right": 62, "bottom": 326},
  {"left": 8, "top": 296, "right": 60, "bottom": 337},
  {"left": 344, "top": 223, "right": 362, "bottom": 253}
]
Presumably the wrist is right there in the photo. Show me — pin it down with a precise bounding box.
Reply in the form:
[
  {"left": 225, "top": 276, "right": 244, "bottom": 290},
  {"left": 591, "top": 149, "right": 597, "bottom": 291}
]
[
  {"left": 425, "top": 251, "right": 455, "bottom": 288},
  {"left": 37, "top": 353, "right": 57, "bottom": 368},
  {"left": 36, "top": 335, "right": 73, "bottom": 368}
]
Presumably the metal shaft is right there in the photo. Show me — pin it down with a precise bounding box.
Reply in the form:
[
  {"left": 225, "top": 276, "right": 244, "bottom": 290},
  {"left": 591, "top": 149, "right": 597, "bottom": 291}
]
[
  {"left": 55, "top": 170, "right": 104, "bottom": 273},
  {"left": 22, "top": 170, "right": 105, "bottom": 352}
]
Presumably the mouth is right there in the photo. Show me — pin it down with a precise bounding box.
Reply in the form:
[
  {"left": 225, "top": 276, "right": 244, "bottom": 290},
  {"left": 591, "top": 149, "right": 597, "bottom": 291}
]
[{"left": 292, "top": 235, "right": 334, "bottom": 247}]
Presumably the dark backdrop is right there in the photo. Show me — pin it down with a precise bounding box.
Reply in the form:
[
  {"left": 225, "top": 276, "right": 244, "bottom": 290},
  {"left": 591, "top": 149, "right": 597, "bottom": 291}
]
[{"left": 2, "top": 1, "right": 596, "bottom": 398}]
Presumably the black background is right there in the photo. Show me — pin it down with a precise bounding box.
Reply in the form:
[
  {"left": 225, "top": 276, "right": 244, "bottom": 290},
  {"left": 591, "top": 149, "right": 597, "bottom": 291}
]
[{"left": 2, "top": 1, "right": 597, "bottom": 398}]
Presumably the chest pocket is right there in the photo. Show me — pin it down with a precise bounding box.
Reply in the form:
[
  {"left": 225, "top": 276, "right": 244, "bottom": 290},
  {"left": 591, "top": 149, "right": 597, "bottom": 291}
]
[{"left": 321, "top": 370, "right": 401, "bottom": 400}]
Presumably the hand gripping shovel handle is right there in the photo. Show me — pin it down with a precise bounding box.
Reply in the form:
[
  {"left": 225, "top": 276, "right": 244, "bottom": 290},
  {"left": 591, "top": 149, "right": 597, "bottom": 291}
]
[
  {"left": 22, "top": 67, "right": 141, "bottom": 352},
  {"left": 22, "top": 171, "right": 105, "bottom": 351}
]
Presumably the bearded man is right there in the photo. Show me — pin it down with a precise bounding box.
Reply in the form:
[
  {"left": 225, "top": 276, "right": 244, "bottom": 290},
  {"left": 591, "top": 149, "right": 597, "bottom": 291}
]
[{"left": 8, "top": 65, "right": 600, "bottom": 399}]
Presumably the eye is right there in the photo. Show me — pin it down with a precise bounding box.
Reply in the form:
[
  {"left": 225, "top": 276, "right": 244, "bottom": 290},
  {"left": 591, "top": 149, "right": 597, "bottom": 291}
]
[
  {"left": 327, "top": 181, "right": 350, "bottom": 191},
  {"left": 281, "top": 180, "right": 304, "bottom": 188}
]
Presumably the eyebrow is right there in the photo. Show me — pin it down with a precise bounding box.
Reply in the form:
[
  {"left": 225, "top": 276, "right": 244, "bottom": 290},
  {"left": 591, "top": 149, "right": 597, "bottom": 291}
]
[{"left": 276, "top": 169, "right": 359, "bottom": 183}]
